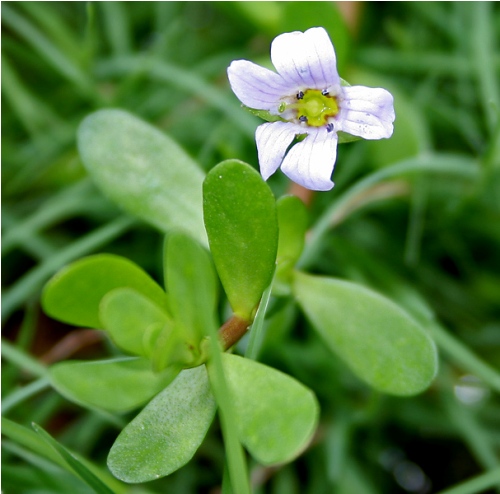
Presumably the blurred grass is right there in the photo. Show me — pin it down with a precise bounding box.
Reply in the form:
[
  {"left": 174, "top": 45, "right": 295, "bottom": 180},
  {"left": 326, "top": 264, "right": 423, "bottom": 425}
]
[{"left": 2, "top": 2, "right": 500, "bottom": 493}]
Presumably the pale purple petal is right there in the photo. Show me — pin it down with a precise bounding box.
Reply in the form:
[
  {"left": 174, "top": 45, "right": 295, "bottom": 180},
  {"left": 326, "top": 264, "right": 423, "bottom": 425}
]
[
  {"left": 271, "top": 27, "right": 340, "bottom": 90},
  {"left": 280, "top": 129, "right": 337, "bottom": 191},
  {"left": 227, "top": 60, "right": 293, "bottom": 111},
  {"left": 338, "top": 86, "right": 395, "bottom": 139},
  {"left": 256, "top": 122, "right": 299, "bottom": 180}
]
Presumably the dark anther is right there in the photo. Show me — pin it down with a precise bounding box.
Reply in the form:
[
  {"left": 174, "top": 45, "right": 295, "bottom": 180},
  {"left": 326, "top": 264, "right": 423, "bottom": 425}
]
[
  {"left": 322, "top": 89, "right": 329, "bottom": 96},
  {"left": 297, "top": 91, "right": 304, "bottom": 100},
  {"left": 299, "top": 115, "right": 308, "bottom": 123},
  {"left": 326, "top": 123, "right": 334, "bottom": 132}
]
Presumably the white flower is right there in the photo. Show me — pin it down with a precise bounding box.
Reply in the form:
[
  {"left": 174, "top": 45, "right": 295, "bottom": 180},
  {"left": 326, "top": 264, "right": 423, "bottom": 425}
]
[{"left": 227, "top": 27, "right": 395, "bottom": 191}]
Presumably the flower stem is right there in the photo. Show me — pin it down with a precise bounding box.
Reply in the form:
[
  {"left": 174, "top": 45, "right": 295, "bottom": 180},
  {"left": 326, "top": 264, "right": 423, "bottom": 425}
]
[{"left": 206, "top": 321, "right": 250, "bottom": 494}]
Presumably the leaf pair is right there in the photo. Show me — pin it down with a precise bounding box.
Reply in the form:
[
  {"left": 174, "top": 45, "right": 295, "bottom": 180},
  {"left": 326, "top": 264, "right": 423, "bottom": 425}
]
[
  {"left": 107, "top": 355, "right": 319, "bottom": 483},
  {"left": 42, "top": 234, "right": 218, "bottom": 412}
]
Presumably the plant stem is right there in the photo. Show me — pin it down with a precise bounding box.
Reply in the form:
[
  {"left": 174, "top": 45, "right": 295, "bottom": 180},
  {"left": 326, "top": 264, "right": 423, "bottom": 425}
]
[
  {"left": 219, "top": 315, "right": 251, "bottom": 351},
  {"left": 206, "top": 326, "right": 250, "bottom": 494}
]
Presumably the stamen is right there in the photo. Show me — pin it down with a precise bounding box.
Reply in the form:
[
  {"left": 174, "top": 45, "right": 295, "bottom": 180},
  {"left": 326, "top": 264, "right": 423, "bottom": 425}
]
[
  {"left": 326, "top": 123, "right": 334, "bottom": 132},
  {"left": 293, "top": 89, "right": 339, "bottom": 127},
  {"left": 281, "top": 90, "right": 339, "bottom": 127}
]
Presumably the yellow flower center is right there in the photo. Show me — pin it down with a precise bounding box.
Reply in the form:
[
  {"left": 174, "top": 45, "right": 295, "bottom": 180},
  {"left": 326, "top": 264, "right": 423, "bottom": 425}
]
[{"left": 282, "top": 89, "right": 339, "bottom": 127}]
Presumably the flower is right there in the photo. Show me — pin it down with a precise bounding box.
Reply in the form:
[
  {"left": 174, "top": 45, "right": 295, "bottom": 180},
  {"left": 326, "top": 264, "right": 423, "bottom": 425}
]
[{"left": 227, "top": 27, "right": 395, "bottom": 191}]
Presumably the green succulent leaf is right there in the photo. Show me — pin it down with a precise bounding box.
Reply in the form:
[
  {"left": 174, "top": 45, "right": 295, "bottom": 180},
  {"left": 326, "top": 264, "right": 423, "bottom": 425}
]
[
  {"left": 142, "top": 321, "right": 166, "bottom": 360},
  {"left": 99, "top": 287, "right": 171, "bottom": 356},
  {"left": 276, "top": 195, "right": 308, "bottom": 265},
  {"left": 274, "top": 195, "right": 309, "bottom": 295},
  {"left": 293, "top": 272, "right": 438, "bottom": 396},
  {"left": 42, "top": 254, "right": 168, "bottom": 329},
  {"left": 50, "top": 357, "right": 178, "bottom": 412},
  {"left": 77, "top": 109, "right": 207, "bottom": 244},
  {"left": 107, "top": 365, "right": 216, "bottom": 483},
  {"left": 203, "top": 160, "right": 278, "bottom": 320},
  {"left": 222, "top": 354, "right": 319, "bottom": 465},
  {"left": 164, "top": 232, "right": 219, "bottom": 343}
]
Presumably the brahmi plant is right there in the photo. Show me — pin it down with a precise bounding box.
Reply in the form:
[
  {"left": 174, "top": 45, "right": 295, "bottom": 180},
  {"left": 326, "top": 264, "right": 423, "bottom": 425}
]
[{"left": 40, "top": 28, "right": 437, "bottom": 491}]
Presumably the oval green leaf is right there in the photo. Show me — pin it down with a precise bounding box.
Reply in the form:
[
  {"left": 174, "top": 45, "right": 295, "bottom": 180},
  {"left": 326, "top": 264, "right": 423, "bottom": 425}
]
[
  {"left": 203, "top": 160, "right": 278, "bottom": 320},
  {"left": 276, "top": 195, "right": 308, "bottom": 264},
  {"left": 77, "top": 109, "right": 207, "bottom": 244},
  {"left": 100, "top": 287, "right": 171, "bottom": 356},
  {"left": 165, "top": 232, "right": 218, "bottom": 343},
  {"left": 42, "top": 254, "right": 168, "bottom": 329},
  {"left": 293, "top": 272, "right": 438, "bottom": 395},
  {"left": 107, "top": 365, "right": 216, "bottom": 483},
  {"left": 274, "top": 195, "right": 309, "bottom": 295},
  {"left": 222, "top": 354, "right": 319, "bottom": 465},
  {"left": 50, "top": 357, "right": 178, "bottom": 412}
]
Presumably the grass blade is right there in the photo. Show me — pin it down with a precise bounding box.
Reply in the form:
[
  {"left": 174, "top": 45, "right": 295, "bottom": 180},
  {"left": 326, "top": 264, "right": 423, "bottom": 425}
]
[
  {"left": 2, "top": 215, "right": 136, "bottom": 322},
  {"left": 2, "top": 4, "right": 98, "bottom": 100},
  {"left": 31, "top": 423, "right": 117, "bottom": 494}
]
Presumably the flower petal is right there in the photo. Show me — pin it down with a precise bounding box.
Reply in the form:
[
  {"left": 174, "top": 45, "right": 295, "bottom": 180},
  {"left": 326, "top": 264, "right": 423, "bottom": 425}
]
[
  {"left": 338, "top": 86, "right": 395, "bottom": 139},
  {"left": 281, "top": 130, "right": 337, "bottom": 191},
  {"left": 227, "top": 60, "right": 292, "bottom": 111},
  {"left": 256, "top": 122, "right": 298, "bottom": 180},
  {"left": 271, "top": 27, "right": 340, "bottom": 90}
]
